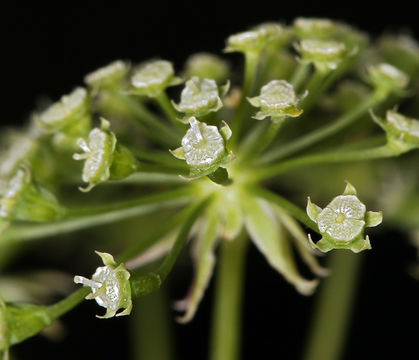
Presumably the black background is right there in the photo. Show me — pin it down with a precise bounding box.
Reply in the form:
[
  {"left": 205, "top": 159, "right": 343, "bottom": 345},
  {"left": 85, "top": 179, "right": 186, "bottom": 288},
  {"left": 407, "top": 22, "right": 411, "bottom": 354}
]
[{"left": 2, "top": 1, "right": 419, "bottom": 359}]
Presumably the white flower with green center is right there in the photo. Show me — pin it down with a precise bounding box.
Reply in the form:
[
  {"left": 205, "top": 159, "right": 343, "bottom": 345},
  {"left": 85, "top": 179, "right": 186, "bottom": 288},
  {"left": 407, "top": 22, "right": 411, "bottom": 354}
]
[
  {"left": 74, "top": 251, "right": 132, "bottom": 319},
  {"left": 293, "top": 17, "right": 339, "bottom": 39},
  {"left": 84, "top": 60, "right": 129, "bottom": 90},
  {"left": 367, "top": 63, "right": 409, "bottom": 95},
  {"left": 131, "top": 60, "right": 182, "bottom": 97},
  {"left": 38, "top": 87, "right": 89, "bottom": 132},
  {"left": 306, "top": 182, "right": 383, "bottom": 253},
  {"left": 371, "top": 109, "right": 419, "bottom": 152},
  {"left": 296, "top": 39, "right": 346, "bottom": 72},
  {"left": 248, "top": 80, "right": 305, "bottom": 122},
  {"left": 172, "top": 77, "right": 226, "bottom": 119},
  {"left": 170, "top": 117, "right": 233, "bottom": 180}
]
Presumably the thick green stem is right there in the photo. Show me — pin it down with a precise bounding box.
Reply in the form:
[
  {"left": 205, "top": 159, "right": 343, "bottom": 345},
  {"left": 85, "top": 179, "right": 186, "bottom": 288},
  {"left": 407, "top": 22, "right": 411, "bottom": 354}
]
[
  {"left": 259, "top": 92, "right": 382, "bottom": 164},
  {"left": 210, "top": 232, "right": 248, "bottom": 360},
  {"left": 303, "top": 251, "right": 363, "bottom": 360},
  {"left": 254, "top": 144, "right": 399, "bottom": 181},
  {"left": 231, "top": 51, "right": 260, "bottom": 147}
]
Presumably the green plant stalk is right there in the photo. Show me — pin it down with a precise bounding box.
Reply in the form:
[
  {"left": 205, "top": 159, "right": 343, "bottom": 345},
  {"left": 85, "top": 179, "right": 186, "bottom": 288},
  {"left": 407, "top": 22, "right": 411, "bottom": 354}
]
[
  {"left": 131, "top": 148, "right": 189, "bottom": 170},
  {"left": 254, "top": 144, "right": 399, "bottom": 181},
  {"left": 290, "top": 62, "right": 311, "bottom": 91},
  {"left": 46, "top": 287, "right": 91, "bottom": 320},
  {"left": 303, "top": 251, "right": 363, "bottom": 360},
  {"left": 259, "top": 91, "right": 382, "bottom": 164},
  {"left": 299, "top": 69, "right": 330, "bottom": 112},
  {"left": 156, "top": 92, "right": 184, "bottom": 131},
  {"left": 131, "top": 288, "right": 174, "bottom": 360},
  {"left": 231, "top": 51, "right": 260, "bottom": 147},
  {"left": 2, "top": 188, "right": 194, "bottom": 242},
  {"left": 210, "top": 232, "right": 248, "bottom": 360}
]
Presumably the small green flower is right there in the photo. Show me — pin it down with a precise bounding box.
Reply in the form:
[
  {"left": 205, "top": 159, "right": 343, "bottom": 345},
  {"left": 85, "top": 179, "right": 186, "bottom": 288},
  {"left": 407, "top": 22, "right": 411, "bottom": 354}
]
[
  {"left": 37, "top": 87, "right": 90, "bottom": 133},
  {"left": 172, "top": 77, "right": 228, "bottom": 119},
  {"left": 73, "top": 118, "right": 138, "bottom": 192},
  {"left": 293, "top": 17, "right": 340, "bottom": 39},
  {"left": 367, "top": 63, "right": 409, "bottom": 97},
  {"left": 372, "top": 109, "right": 419, "bottom": 152},
  {"left": 307, "top": 182, "right": 383, "bottom": 253},
  {"left": 247, "top": 80, "right": 305, "bottom": 122},
  {"left": 84, "top": 60, "right": 129, "bottom": 91},
  {"left": 170, "top": 117, "right": 233, "bottom": 182},
  {"left": 130, "top": 60, "right": 182, "bottom": 98},
  {"left": 225, "top": 23, "right": 288, "bottom": 54},
  {"left": 184, "top": 53, "right": 230, "bottom": 84},
  {"left": 74, "top": 251, "right": 132, "bottom": 319},
  {"left": 295, "top": 39, "right": 347, "bottom": 72},
  {"left": 0, "top": 166, "right": 65, "bottom": 222}
]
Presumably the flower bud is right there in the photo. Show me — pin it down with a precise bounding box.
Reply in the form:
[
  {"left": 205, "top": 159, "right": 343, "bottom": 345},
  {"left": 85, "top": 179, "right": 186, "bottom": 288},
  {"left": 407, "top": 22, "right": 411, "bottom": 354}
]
[
  {"left": 225, "top": 23, "right": 288, "bottom": 54},
  {"left": 84, "top": 60, "right": 129, "bottom": 91},
  {"left": 247, "top": 80, "right": 305, "bottom": 122},
  {"left": 306, "top": 182, "right": 382, "bottom": 253},
  {"left": 367, "top": 63, "right": 409, "bottom": 97},
  {"left": 293, "top": 17, "right": 340, "bottom": 39},
  {"left": 73, "top": 118, "right": 138, "bottom": 192},
  {"left": 170, "top": 117, "right": 234, "bottom": 181},
  {"left": 295, "top": 39, "right": 347, "bottom": 72},
  {"left": 0, "top": 166, "right": 65, "bottom": 222},
  {"left": 184, "top": 53, "right": 230, "bottom": 84},
  {"left": 130, "top": 60, "right": 182, "bottom": 98},
  {"left": 371, "top": 109, "right": 419, "bottom": 152},
  {"left": 172, "top": 77, "right": 227, "bottom": 119},
  {"left": 74, "top": 251, "right": 132, "bottom": 319},
  {"left": 37, "top": 87, "right": 90, "bottom": 134}
]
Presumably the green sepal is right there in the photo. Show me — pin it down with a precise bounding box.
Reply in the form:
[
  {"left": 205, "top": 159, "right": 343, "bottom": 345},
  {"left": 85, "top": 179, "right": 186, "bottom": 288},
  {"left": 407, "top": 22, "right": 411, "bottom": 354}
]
[
  {"left": 306, "top": 197, "right": 322, "bottom": 222},
  {"left": 365, "top": 211, "right": 383, "bottom": 227},
  {"left": 169, "top": 147, "right": 186, "bottom": 160}
]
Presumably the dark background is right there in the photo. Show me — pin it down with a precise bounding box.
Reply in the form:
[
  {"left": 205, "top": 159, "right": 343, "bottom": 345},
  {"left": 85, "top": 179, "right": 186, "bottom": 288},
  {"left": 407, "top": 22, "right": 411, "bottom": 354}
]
[{"left": 2, "top": 1, "right": 419, "bottom": 359}]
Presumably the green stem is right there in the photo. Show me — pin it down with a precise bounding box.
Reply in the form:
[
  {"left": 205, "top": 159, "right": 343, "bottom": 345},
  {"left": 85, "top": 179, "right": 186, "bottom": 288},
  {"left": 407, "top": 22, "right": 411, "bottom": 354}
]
[
  {"left": 131, "top": 148, "right": 188, "bottom": 170},
  {"left": 116, "top": 172, "right": 185, "bottom": 185},
  {"left": 46, "top": 287, "right": 91, "bottom": 320},
  {"left": 210, "top": 232, "right": 248, "bottom": 360},
  {"left": 247, "top": 186, "right": 318, "bottom": 232},
  {"left": 303, "top": 251, "right": 363, "bottom": 360},
  {"left": 299, "top": 69, "right": 330, "bottom": 112},
  {"left": 290, "top": 62, "right": 311, "bottom": 91},
  {"left": 156, "top": 92, "right": 184, "bottom": 130},
  {"left": 2, "top": 188, "right": 193, "bottom": 242},
  {"left": 131, "top": 288, "right": 174, "bottom": 360},
  {"left": 130, "top": 195, "right": 213, "bottom": 297},
  {"left": 231, "top": 51, "right": 260, "bottom": 147},
  {"left": 259, "top": 92, "right": 382, "bottom": 164},
  {"left": 254, "top": 144, "right": 399, "bottom": 181}
]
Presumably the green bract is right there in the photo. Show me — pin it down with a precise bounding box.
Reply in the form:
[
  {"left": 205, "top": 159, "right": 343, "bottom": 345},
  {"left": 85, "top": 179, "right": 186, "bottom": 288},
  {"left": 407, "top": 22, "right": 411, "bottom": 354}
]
[
  {"left": 170, "top": 117, "right": 233, "bottom": 182},
  {"left": 372, "top": 109, "right": 419, "bottom": 152},
  {"left": 247, "top": 80, "right": 305, "bottom": 122},
  {"left": 37, "top": 87, "right": 90, "bottom": 133},
  {"left": 367, "top": 63, "right": 409, "bottom": 96},
  {"left": 0, "top": 166, "right": 65, "bottom": 222},
  {"left": 73, "top": 118, "right": 138, "bottom": 192},
  {"left": 84, "top": 60, "right": 129, "bottom": 91},
  {"left": 184, "top": 53, "right": 230, "bottom": 84},
  {"left": 130, "top": 60, "right": 182, "bottom": 97},
  {"left": 74, "top": 251, "right": 132, "bottom": 319},
  {"left": 307, "top": 182, "right": 383, "bottom": 253},
  {"left": 172, "top": 77, "right": 227, "bottom": 119},
  {"left": 225, "top": 23, "right": 288, "bottom": 54},
  {"left": 295, "top": 39, "right": 347, "bottom": 72}
]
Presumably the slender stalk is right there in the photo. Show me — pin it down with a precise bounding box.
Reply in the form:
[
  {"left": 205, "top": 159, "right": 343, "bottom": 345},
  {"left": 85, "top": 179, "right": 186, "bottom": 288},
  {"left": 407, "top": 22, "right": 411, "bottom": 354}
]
[
  {"left": 2, "top": 188, "right": 193, "bottom": 242},
  {"left": 131, "top": 148, "right": 188, "bottom": 170},
  {"left": 156, "top": 92, "right": 184, "bottom": 130},
  {"left": 210, "top": 232, "right": 248, "bottom": 360},
  {"left": 116, "top": 172, "right": 185, "bottom": 185},
  {"left": 259, "top": 92, "right": 382, "bottom": 164},
  {"left": 231, "top": 51, "right": 260, "bottom": 147},
  {"left": 299, "top": 69, "right": 330, "bottom": 112},
  {"left": 46, "top": 287, "right": 91, "bottom": 320},
  {"left": 303, "top": 251, "right": 363, "bottom": 360},
  {"left": 290, "top": 62, "right": 311, "bottom": 91},
  {"left": 247, "top": 186, "right": 318, "bottom": 232},
  {"left": 254, "top": 144, "right": 398, "bottom": 181}
]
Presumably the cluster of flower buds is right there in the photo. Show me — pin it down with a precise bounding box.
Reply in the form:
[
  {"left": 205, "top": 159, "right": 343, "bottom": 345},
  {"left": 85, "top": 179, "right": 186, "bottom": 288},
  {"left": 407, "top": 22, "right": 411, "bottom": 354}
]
[
  {"left": 73, "top": 118, "right": 138, "bottom": 192},
  {"left": 74, "top": 251, "right": 132, "bottom": 318},
  {"left": 170, "top": 117, "right": 233, "bottom": 184},
  {"left": 307, "top": 182, "right": 383, "bottom": 253}
]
